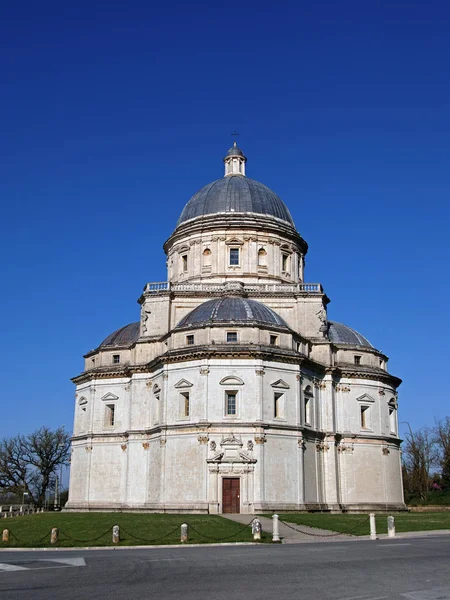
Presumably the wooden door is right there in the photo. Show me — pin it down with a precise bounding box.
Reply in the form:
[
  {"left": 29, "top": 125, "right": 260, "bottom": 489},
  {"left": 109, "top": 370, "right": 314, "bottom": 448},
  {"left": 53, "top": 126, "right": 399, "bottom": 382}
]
[{"left": 222, "top": 478, "right": 240, "bottom": 513}]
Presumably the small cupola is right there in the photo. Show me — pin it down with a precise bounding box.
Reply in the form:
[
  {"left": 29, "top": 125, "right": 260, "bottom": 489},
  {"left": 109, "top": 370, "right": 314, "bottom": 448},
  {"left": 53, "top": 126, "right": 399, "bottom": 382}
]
[{"left": 224, "top": 142, "right": 247, "bottom": 176}]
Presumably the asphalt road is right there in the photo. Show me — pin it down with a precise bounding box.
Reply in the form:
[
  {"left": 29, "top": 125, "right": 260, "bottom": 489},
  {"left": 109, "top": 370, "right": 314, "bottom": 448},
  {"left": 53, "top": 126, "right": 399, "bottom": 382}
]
[{"left": 1, "top": 536, "right": 450, "bottom": 600}]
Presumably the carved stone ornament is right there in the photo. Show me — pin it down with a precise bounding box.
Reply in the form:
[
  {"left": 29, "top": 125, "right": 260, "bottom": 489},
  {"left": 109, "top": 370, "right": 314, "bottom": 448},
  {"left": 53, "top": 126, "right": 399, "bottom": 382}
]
[
  {"left": 314, "top": 379, "right": 326, "bottom": 390},
  {"left": 124, "top": 384, "right": 130, "bottom": 391},
  {"left": 378, "top": 389, "right": 386, "bottom": 396},
  {"left": 200, "top": 367, "right": 210, "bottom": 375},
  {"left": 121, "top": 444, "right": 127, "bottom": 452},
  {"left": 334, "top": 384, "right": 351, "bottom": 393},
  {"left": 296, "top": 374, "right": 303, "bottom": 382},
  {"left": 85, "top": 446, "right": 93, "bottom": 452},
  {"left": 145, "top": 380, "right": 153, "bottom": 388},
  {"left": 142, "top": 442, "right": 149, "bottom": 450},
  {"left": 316, "top": 442, "right": 329, "bottom": 452},
  {"left": 247, "top": 440, "right": 254, "bottom": 452},
  {"left": 382, "top": 446, "right": 390, "bottom": 456},
  {"left": 160, "top": 439, "right": 167, "bottom": 446},
  {"left": 297, "top": 438, "right": 306, "bottom": 450},
  {"left": 255, "top": 368, "right": 265, "bottom": 376},
  {"left": 210, "top": 440, "right": 217, "bottom": 452},
  {"left": 198, "top": 435, "right": 209, "bottom": 444},
  {"left": 162, "top": 372, "right": 169, "bottom": 380},
  {"left": 337, "top": 443, "right": 354, "bottom": 453},
  {"left": 254, "top": 434, "right": 266, "bottom": 445},
  {"left": 141, "top": 308, "right": 151, "bottom": 334}
]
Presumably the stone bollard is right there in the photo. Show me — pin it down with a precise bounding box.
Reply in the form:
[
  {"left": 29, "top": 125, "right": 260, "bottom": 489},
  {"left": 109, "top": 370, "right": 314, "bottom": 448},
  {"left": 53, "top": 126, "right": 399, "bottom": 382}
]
[
  {"left": 9, "top": 506, "right": 13, "bottom": 514},
  {"left": 388, "top": 516, "right": 396, "bottom": 538},
  {"left": 369, "top": 513, "right": 377, "bottom": 540},
  {"left": 252, "top": 518, "right": 262, "bottom": 541},
  {"left": 112, "top": 525, "right": 120, "bottom": 544},
  {"left": 272, "top": 514, "right": 280, "bottom": 542},
  {"left": 50, "top": 527, "right": 59, "bottom": 545},
  {"left": 2, "top": 529, "right": 9, "bottom": 543},
  {"left": 181, "top": 523, "right": 189, "bottom": 543}
]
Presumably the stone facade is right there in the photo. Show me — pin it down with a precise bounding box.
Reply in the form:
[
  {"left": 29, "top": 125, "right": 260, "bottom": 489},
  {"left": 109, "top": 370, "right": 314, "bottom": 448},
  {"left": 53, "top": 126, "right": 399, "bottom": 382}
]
[{"left": 67, "top": 143, "right": 404, "bottom": 513}]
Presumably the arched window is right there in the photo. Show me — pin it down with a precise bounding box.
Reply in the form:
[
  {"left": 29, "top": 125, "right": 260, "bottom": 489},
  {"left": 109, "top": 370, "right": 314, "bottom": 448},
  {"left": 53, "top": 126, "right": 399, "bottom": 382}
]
[
  {"left": 203, "top": 248, "right": 212, "bottom": 269},
  {"left": 304, "top": 385, "right": 313, "bottom": 426},
  {"left": 258, "top": 248, "right": 267, "bottom": 267},
  {"left": 388, "top": 399, "right": 397, "bottom": 434}
]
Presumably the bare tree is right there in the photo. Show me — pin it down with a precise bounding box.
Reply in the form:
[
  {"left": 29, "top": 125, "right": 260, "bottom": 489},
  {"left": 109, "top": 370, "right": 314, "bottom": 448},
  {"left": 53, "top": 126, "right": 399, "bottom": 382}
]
[
  {"left": 434, "top": 417, "right": 450, "bottom": 490},
  {"left": 0, "top": 426, "right": 71, "bottom": 506},
  {"left": 402, "top": 425, "right": 438, "bottom": 500}
]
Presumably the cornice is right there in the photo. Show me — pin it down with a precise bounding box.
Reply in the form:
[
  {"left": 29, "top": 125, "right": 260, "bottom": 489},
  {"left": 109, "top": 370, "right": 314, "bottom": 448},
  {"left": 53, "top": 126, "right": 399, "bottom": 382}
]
[
  {"left": 334, "top": 365, "right": 402, "bottom": 388},
  {"left": 72, "top": 345, "right": 328, "bottom": 385},
  {"left": 163, "top": 213, "right": 307, "bottom": 255}
]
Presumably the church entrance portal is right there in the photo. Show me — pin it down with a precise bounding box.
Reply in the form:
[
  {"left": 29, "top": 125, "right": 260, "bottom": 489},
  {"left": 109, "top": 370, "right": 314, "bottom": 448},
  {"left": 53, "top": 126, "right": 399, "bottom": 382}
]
[{"left": 222, "top": 478, "right": 240, "bottom": 513}]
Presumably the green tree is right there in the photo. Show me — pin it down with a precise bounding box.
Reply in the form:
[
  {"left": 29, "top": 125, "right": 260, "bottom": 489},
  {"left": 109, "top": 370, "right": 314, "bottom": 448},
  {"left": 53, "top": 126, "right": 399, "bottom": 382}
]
[
  {"left": 434, "top": 417, "right": 450, "bottom": 491},
  {"left": 402, "top": 425, "right": 437, "bottom": 501},
  {"left": 0, "top": 426, "right": 70, "bottom": 506}
]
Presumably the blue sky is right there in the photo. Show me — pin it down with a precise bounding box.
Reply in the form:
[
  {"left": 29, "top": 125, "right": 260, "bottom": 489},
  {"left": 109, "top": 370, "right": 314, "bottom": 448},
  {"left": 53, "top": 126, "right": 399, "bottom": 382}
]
[{"left": 1, "top": 0, "right": 449, "bottom": 447}]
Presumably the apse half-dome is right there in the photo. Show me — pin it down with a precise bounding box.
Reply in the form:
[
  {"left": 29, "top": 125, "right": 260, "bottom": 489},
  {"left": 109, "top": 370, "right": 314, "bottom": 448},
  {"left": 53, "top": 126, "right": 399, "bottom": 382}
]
[
  {"left": 327, "top": 320, "right": 373, "bottom": 348},
  {"left": 99, "top": 322, "right": 140, "bottom": 348}
]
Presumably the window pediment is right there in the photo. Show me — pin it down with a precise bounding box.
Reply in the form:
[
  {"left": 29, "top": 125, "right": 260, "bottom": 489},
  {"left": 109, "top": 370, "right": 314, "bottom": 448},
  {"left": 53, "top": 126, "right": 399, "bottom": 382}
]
[
  {"left": 79, "top": 397, "right": 88, "bottom": 406},
  {"left": 271, "top": 379, "right": 290, "bottom": 389},
  {"left": 357, "top": 393, "right": 375, "bottom": 404},
  {"left": 219, "top": 376, "right": 244, "bottom": 386},
  {"left": 225, "top": 238, "right": 244, "bottom": 246},
  {"left": 174, "top": 378, "right": 193, "bottom": 389},
  {"left": 101, "top": 392, "right": 119, "bottom": 401}
]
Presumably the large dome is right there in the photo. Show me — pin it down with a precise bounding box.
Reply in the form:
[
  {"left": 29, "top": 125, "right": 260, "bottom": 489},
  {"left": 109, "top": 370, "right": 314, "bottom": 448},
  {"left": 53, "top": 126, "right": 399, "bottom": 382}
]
[
  {"left": 175, "top": 297, "right": 289, "bottom": 330},
  {"left": 176, "top": 175, "right": 295, "bottom": 227}
]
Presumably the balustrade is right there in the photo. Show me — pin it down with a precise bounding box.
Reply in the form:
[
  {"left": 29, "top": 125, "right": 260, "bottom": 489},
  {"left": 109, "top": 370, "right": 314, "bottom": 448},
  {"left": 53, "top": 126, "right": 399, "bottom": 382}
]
[{"left": 144, "top": 282, "right": 323, "bottom": 294}]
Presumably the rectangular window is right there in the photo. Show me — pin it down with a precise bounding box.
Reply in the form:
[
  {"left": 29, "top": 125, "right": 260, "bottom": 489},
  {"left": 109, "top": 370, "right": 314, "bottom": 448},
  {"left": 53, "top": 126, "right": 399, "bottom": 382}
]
[
  {"left": 354, "top": 355, "right": 361, "bottom": 365},
  {"left": 282, "top": 254, "right": 289, "bottom": 272},
  {"left": 182, "top": 254, "right": 188, "bottom": 272},
  {"left": 270, "top": 335, "right": 278, "bottom": 346},
  {"left": 274, "top": 392, "right": 283, "bottom": 418},
  {"left": 226, "top": 331, "right": 238, "bottom": 343},
  {"left": 186, "top": 334, "right": 195, "bottom": 346},
  {"left": 181, "top": 392, "right": 190, "bottom": 418},
  {"left": 226, "top": 391, "right": 237, "bottom": 416},
  {"left": 360, "top": 405, "right": 369, "bottom": 429},
  {"left": 105, "top": 404, "right": 115, "bottom": 427},
  {"left": 112, "top": 354, "right": 120, "bottom": 364},
  {"left": 229, "top": 248, "right": 240, "bottom": 266}
]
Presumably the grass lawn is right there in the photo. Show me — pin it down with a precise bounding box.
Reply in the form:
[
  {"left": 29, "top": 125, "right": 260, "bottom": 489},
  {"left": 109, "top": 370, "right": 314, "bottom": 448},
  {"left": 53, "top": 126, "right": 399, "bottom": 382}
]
[
  {"left": 0, "top": 513, "right": 268, "bottom": 548},
  {"left": 278, "top": 512, "right": 450, "bottom": 536}
]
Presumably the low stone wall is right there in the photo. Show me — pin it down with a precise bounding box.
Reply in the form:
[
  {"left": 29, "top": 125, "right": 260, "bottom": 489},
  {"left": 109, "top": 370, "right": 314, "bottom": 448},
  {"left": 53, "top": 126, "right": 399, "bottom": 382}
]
[{"left": 408, "top": 505, "right": 450, "bottom": 512}]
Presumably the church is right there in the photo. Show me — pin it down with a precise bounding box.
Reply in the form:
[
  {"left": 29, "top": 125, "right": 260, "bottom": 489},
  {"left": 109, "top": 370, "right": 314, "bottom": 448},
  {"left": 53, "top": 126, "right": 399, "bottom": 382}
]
[{"left": 67, "top": 142, "right": 404, "bottom": 513}]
